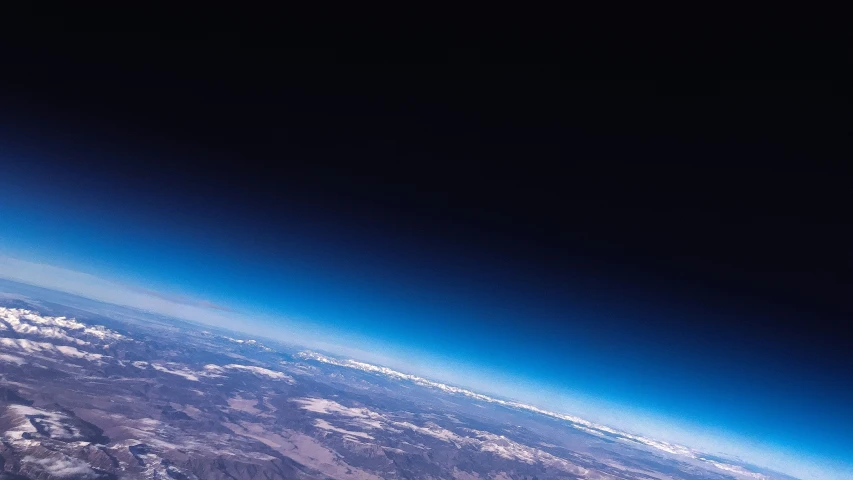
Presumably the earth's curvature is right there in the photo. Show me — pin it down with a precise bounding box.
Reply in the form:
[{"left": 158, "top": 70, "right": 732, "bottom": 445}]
[{"left": 0, "top": 291, "right": 798, "bottom": 480}]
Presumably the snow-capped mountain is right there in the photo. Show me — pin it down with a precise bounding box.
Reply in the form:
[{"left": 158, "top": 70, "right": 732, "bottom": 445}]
[{"left": 296, "top": 350, "right": 770, "bottom": 480}]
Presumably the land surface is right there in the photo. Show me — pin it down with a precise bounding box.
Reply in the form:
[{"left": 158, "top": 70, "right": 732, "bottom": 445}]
[{"left": 0, "top": 281, "right": 797, "bottom": 480}]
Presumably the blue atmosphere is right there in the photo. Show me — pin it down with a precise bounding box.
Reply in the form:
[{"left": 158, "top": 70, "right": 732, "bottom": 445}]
[{"left": 0, "top": 161, "right": 850, "bottom": 480}]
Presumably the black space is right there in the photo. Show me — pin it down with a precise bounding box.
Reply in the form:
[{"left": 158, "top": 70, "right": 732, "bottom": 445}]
[{"left": 0, "top": 7, "right": 851, "bottom": 376}]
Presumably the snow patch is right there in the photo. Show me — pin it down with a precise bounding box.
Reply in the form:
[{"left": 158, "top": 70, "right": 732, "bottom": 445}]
[
  {"left": 151, "top": 363, "right": 200, "bottom": 381},
  {"left": 700, "top": 458, "right": 770, "bottom": 480},
  {"left": 296, "top": 351, "right": 703, "bottom": 462},
  {"left": 0, "top": 338, "right": 103, "bottom": 362},
  {"left": 0, "top": 352, "right": 25, "bottom": 365},
  {"left": 395, "top": 421, "right": 468, "bottom": 444},
  {"left": 224, "top": 364, "right": 292, "bottom": 381},
  {"left": 314, "top": 418, "right": 374, "bottom": 439},
  {"left": 4, "top": 405, "right": 84, "bottom": 442},
  {"left": 0, "top": 307, "right": 122, "bottom": 343},
  {"left": 204, "top": 363, "right": 293, "bottom": 382},
  {"left": 294, "top": 398, "right": 380, "bottom": 419}
]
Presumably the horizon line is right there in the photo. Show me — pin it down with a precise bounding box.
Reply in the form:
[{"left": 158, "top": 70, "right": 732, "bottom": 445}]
[{"left": 0, "top": 253, "right": 848, "bottom": 480}]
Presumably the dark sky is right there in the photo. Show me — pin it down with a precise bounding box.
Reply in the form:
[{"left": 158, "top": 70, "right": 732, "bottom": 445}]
[{"left": 1, "top": 6, "right": 851, "bottom": 465}]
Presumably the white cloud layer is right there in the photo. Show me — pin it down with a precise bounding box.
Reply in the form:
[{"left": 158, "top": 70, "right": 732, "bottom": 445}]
[{"left": 23, "top": 455, "right": 96, "bottom": 477}]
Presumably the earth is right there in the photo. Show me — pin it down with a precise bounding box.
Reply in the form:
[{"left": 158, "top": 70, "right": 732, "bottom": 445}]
[{"left": 0, "top": 279, "right": 798, "bottom": 480}]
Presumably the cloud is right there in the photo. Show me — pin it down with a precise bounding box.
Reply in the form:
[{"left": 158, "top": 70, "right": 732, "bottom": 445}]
[
  {"left": 122, "top": 283, "right": 235, "bottom": 312},
  {"left": 22, "top": 455, "right": 96, "bottom": 477}
]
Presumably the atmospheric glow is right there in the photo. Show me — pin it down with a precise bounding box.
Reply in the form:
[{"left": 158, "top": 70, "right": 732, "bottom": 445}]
[{"left": 1, "top": 253, "right": 851, "bottom": 479}]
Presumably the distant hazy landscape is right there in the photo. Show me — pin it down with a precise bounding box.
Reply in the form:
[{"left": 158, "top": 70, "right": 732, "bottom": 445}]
[{"left": 0, "top": 280, "right": 800, "bottom": 479}]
